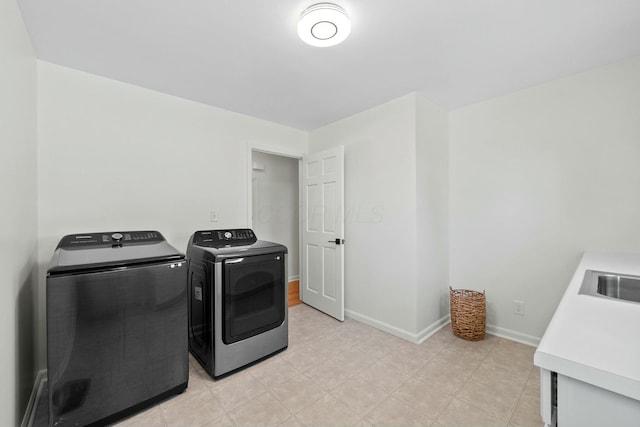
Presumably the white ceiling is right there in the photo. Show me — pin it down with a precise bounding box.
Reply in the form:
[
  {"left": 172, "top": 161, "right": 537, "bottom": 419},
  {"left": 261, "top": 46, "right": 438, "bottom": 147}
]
[{"left": 17, "top": 0, "right": 640, "bottom": 130}]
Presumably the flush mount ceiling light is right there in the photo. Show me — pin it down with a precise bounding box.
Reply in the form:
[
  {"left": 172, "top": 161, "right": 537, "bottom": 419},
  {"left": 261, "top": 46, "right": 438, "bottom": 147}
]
[{"left": 298, "top": 3, "right": 351, "bottom": 47}]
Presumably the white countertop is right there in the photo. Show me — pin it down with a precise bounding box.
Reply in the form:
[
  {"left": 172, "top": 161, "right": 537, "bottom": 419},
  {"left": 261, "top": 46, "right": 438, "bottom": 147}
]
[{"left": 534, "top": 251, "right": 640, "bottom": 401}]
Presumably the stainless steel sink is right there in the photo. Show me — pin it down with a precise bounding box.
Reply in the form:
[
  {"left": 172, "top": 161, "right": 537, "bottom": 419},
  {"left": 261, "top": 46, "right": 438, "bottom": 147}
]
[{"left": 580, "top": 270, "right": 640, "bottom": 304}]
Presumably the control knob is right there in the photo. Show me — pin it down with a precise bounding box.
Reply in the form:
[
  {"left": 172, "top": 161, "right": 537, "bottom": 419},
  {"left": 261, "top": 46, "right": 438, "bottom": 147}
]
[{"left": 111, "top": 232, "right": 124, "bottom": 242}]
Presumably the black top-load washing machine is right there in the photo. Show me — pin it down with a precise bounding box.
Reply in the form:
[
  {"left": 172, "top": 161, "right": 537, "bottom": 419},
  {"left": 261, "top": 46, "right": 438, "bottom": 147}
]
[
  {"left": 46, "top": 231, "right": 188, "bottom": 427},
  {"left": 187, "top": 229, "right": 288, "bottom": 378}
]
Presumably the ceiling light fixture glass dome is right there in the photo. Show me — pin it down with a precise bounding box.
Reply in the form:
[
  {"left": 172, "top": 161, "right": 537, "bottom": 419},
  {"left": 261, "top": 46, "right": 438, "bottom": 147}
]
[{"left": 298, "top": 3, "right": 351, "bottom": 47}]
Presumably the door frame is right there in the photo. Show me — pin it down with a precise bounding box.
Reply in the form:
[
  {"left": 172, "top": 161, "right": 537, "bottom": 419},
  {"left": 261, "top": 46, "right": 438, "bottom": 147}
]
[{"left": 246, "top": 144, "right": 304, "bottom": 297}]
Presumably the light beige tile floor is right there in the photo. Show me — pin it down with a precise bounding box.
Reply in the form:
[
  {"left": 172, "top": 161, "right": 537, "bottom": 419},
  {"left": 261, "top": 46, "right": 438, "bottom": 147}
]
[{"left": 116, "top": 304, "right": 543, "bottom": 427}]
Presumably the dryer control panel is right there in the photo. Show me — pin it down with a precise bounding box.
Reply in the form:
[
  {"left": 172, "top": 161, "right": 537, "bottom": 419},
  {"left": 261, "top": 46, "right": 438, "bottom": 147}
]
[{"left": 194, "top": 229, "right": 257, "bottom": 248}]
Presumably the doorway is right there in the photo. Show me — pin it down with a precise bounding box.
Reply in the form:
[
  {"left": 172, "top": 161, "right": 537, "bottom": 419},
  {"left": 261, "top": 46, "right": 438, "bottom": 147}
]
[{"left": 250, "top": 150, "right": 301, "bottom": 307}]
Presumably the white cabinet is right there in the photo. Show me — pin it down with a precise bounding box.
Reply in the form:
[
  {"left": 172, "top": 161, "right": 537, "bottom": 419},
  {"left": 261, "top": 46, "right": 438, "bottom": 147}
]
[
  {"left": 539, "top": 369, "right": 556, "bottom": 426},
  {"left": 540, "top": 368, "right": 640, "bottom": 427},
  {"left": 535, "top": 252, "right": 640, "bottom": 427}
]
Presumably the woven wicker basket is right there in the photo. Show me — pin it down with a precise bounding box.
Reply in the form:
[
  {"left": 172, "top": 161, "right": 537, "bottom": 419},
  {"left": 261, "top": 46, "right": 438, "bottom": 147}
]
[{"left": 449, "top": 287, "right": 486, "bottom": 341}]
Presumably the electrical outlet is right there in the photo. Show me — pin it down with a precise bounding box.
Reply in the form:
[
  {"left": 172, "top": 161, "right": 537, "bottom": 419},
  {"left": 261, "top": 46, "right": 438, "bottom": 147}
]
[
  {"left": 514, "top": 300, "right": 525, "bottom": 316},
  {"left": 210, "top": 211, "right": 219, "bottom": 222}
]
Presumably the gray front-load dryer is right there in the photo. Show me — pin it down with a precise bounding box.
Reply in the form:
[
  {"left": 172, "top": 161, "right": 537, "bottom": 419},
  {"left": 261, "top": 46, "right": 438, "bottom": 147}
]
[
  {"left": 46, "top": 231, "right": 188, "bottom": 426},
  {"left": 187, "top": 229, "right": 288, "bottom": 378}
]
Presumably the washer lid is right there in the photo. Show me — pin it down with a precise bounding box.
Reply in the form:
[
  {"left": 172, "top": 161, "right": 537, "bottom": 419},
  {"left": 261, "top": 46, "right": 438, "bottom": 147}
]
[{"left": 48, "top": 231, "right": 184, "bottom": 274}]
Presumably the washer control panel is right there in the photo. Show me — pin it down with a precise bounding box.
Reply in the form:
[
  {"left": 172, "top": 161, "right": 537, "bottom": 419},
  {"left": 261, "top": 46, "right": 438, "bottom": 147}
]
[
  {"left": 58, "top": 231, "right": 164, "bottom": 249},
  {"left": 194, "top": 229, "right": 257, "bottom": 248}
]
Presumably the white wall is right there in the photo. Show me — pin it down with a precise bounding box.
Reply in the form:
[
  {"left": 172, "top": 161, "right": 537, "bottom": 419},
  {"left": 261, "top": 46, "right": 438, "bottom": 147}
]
[
  {"left": 27, "top": 41, "right": 640, "bottom": 393},
  {"left": 36, "top": 61, "right": 307, "bottom": 367},
  {"left": 0, "top": 0, "right": 38, "bottom": 424},
  {"left": 309, "top": 94, "right": 419, "bottom": 335},
  {"left": 450, "top": 56, "right": 640, "bottom": 342},
  {"left": 416, "top": 95, "right": 449, "bottom": 334},
  {"left": 251, "top": 151, "right": 299, "bottom": 280}
]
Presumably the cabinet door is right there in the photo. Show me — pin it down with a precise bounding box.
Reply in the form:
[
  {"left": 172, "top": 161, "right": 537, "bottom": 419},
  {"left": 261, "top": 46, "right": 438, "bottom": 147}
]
[
  {"left": 558, "top": 374, "right": 640, "bottom": 427},
  {"left": 539, "top": 369, "right": 556, "bottom": 426}
]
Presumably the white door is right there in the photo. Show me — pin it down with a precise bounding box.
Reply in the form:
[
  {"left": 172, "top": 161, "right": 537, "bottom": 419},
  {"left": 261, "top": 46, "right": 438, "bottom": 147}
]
[{"left": 301, "top": 146, "right": 345, "bottom": 321}]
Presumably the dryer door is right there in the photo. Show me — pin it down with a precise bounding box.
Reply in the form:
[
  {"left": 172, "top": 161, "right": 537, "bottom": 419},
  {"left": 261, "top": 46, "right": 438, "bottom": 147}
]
[{"left": 222, "top": 252, "right": 285, "bottom": 344}]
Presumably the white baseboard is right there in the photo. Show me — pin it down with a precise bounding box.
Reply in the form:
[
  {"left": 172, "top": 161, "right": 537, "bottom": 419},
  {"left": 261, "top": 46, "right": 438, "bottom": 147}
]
[
  {"left": 21, "top": 369, "right": 46, "bottom": 427},
  {"left": 343, "top": 309, "right": 541, "bottom": 348},
  {"left": 345, "top": 310, "right": 449, "bottom": 344},
  {"left": 416, "top": 315, "right": 451, "bottom": 344},
  {"left": 345, "top": 309, "right": 419, "bottom": 342},
  {"left": 486, "top": 324, "right": 541, "bottom": 347},
  {"left": 287, "top": 275, "right": 300, "bottom": 283}
]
